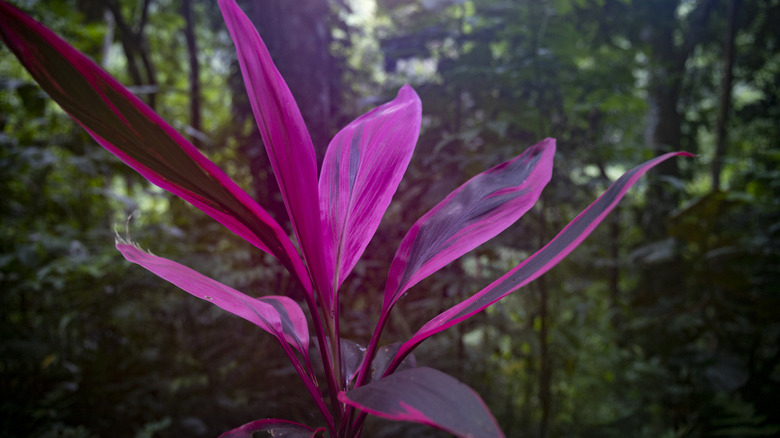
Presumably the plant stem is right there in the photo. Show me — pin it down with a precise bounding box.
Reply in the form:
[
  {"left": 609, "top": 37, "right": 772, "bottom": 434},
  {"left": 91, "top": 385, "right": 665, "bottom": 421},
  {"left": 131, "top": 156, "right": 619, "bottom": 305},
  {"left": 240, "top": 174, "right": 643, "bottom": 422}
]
[
  {"left": 330, "top": 299, "right": 345, "bottom": 432},
  {"left": 330, "top": 288, "right": 344, "bottom": 392},
  {"left": 279, "top": 338, "right": 336, "bottom": 435},
  {"left": 352, "top": 305, "right": 390, "bottom": 390},
  {"left": 349, "top": 335, "right": 422, "bottom": 433},
  {"left": 305, "top": 292, "right": 343, "bottom": 427},
  {"left": 344, "top": 305, "right": 394, "bottom": 434}
]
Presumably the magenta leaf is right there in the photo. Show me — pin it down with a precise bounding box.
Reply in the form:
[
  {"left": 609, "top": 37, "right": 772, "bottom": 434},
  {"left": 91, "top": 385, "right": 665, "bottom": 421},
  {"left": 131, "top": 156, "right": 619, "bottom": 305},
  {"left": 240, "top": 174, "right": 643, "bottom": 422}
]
[
  {"left": 340, "top": 367, "right": 504, "bottom": 438},
  {"left": 383, "top": 138, "right": 555, "bottom": 310},
  {"left": 319, "top": 85, "right": 422, "bottom": 289},
  {"left": 0, "top": 1, "right": 309, "bottom": 289},
  {"left": 396, "top": 151, "right": 694, "bottom": 360},
  {"left": 218, "top": 0, "right": 332, "bottom": 306},
  {"left": 117, "top": 242, "right": 309, "bottom": 355},
  {"left": 219, "top": 418, "right": 316, "bottom": 438}
]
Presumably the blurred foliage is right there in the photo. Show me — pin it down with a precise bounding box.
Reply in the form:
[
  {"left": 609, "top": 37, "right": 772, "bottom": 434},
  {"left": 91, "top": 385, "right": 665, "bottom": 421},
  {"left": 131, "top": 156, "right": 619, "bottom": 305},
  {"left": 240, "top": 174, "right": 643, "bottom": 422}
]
[
  {"left": 1, "top": 0, "right": 778, "bottom": 437},
  {"left": 1, "top": 1, "right": 319, "bottom": 436}
]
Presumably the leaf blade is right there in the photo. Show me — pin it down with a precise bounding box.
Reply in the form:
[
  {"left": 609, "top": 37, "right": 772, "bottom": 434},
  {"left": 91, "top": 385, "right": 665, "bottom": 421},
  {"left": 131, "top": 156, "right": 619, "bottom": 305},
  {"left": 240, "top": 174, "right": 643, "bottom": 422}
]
[
  {"left": 0, "top": 1, "right": 309, "bottom": 289},
  {"left": 383, "top": 138, "right": 555, "bottom": 310},
  {"left": 319, "top": 85, "right": 422, "bottom": 289},
  {"left": 218, "top": 0, "right": 331, "bottom": 304},
  {"left": 116, "top": 242, "right": 309, "bottom": 355},
  {"left": 399, "top": 151, "right": 693, "bottom": 359},
  {"left": 340, "top": 367, "right": 504, "bottom": 438}
]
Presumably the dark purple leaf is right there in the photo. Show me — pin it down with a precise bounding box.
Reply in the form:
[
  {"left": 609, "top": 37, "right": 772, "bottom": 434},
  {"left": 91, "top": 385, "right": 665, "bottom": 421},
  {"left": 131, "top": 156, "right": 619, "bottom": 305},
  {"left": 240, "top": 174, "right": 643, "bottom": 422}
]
[
  {"left": 340, "top": 367, "right": 504, "bottom": 438},
  {"left": 340, "top": 339, "right": 366, "bottom": 387},
  {"left": 0, "top": 1, "right": 310, "bottom": 289},
  {"left": 370, "top": 342, "right": 416, "bottom": 381}
]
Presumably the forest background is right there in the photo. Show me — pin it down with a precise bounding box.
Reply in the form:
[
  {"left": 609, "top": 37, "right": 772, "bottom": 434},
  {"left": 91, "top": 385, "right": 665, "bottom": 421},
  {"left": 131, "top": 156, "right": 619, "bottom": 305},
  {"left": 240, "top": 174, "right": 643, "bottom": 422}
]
[{"left": 1, "top": 0, "right": 778, "bottom": 437}]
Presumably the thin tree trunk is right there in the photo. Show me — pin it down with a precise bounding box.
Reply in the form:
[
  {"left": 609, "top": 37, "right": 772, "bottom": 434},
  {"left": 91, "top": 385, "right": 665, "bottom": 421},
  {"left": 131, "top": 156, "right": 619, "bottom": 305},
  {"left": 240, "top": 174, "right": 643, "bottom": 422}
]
[
  {"left": 529, "top": 6, "right": 552, "bottom": 434},
  {"left": 534, "top": 207, "right": 552, "bottom": 438},
  {"left": 243, "top": 0, "right": 335, "bottom": 165},
  {"left": 106, "top": 0, "right": 158, "bottom": 109},
  {"left": 135, "top": 0, "right": 157, "bottom": 109},
  {"left": 181, "top": 0, "right": 202, "bottom": 148},
  {"left": 101, "top": 9, "right": 114, "bottom": 69},
  {"left": 637, "top": 0, "right": 716, "bottom": 306},
  {"left": 596, "top": 162, "right": 623, "bottom": 329},
  {"left": 538, "top": 274, "right": 551, "bottom": 438},
  {"left": 109, "top": 2, "right": 143, "bottom": 89},
  {"left": 712, "top": 0, "right": 739, "bottom": 191},
  {"left": 642, "top": 0, "right": 717, "bottom": 239}
]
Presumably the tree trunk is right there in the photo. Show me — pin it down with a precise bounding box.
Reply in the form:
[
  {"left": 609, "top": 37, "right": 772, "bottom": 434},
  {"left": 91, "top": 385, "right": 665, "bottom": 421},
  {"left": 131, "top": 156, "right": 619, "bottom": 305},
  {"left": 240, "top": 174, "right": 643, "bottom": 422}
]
[
  {"left": 641, "top": 0, "right": 717, "bottom": 238},
  {"left": 231, "top": 0, "right": 339, "bottom": 299},
  {"left": 101, "top": 9, "right": 114, "bottom": 69},
  {"left": 635, "top": 0, "right": 718, "bottom": 318},
  {"left": 538, "top": 275, "right": 551, "bottom": 438},
  {"left": 242, "top": 0, "right": 335, "bottom": 165},
  {"left": 712, "top": 0, "right": 739, "bottom": 191},
  {"left": 534, "top": 207, "right": 552, "bottom": 438},
  {"left": 642, "top": 2, "right": 685, "bottom": 239},
  {"left": 181, "top": 0, "right": 202, "bottom": 148},
  {"left": 106, "top": 0, "right": 158, "bottom": 109}
]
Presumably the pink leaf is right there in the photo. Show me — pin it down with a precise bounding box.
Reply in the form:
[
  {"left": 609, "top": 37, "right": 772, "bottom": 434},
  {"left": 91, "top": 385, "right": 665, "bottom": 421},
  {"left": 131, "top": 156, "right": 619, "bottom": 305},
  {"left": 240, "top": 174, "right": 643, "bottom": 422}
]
[
  {"left": 340, "top": 367, "right": 504, "bottom": 438},
  {"left": 383, "top": 138, "right": 555, "bottom": 311},
  {"left": 319, "top": 85, "right": 422, "bottom": 290},
  {"left": 218, "top": 0, "right": 331, "bottom": 305},
  {"left": 397, "top": 151, "right": 694, "bottom": 360},
  {"left": 117, "top": 242, "right": 308, "bottom": 355},
  {"left": 0, "top": 1, "right": 309, "bottom": 290}
]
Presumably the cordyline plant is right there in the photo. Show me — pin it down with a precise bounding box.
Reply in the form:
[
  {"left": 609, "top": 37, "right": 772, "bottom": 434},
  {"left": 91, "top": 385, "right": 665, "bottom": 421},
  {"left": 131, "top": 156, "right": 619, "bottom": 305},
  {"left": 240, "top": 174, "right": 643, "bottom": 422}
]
[{"left": 0, "top": 1, "right": 691, "bottom": 436}]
